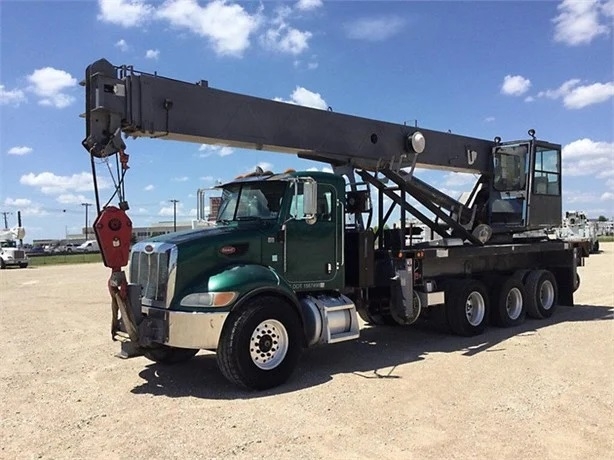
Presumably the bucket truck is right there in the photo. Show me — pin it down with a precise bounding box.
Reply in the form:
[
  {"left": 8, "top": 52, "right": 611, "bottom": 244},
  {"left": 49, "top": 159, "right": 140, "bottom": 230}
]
[
  {"left": 81, "top": 59, "right": 584, "bottom": 389},
  {"left": 0, "top": 227, "right": 28, "bottom": 269}
]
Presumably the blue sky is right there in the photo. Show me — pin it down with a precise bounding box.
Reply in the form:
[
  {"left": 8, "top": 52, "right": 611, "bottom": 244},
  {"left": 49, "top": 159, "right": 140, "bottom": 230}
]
[{"left": 1, "top": 0, "right": 613, "bottom": 242}]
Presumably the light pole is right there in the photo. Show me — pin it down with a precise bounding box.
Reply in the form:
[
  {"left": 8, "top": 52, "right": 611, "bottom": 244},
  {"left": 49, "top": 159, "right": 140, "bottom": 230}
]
[
  {"left": 81, "top": 203, "right": 92, "bottom": 239},
  {"left": 169, "top": 199, "right": 179, "bottom": 232}
]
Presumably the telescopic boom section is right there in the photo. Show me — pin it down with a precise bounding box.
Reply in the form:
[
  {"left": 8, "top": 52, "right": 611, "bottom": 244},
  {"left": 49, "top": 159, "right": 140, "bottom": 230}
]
[{"left": 82, "top": 59, "right": 495, "bottom": 173}]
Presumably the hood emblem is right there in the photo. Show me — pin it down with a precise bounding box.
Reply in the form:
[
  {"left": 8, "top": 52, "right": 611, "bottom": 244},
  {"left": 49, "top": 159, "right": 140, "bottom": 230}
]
[{"left": 219, "top": 245, "right": 237, "bottom": 255}]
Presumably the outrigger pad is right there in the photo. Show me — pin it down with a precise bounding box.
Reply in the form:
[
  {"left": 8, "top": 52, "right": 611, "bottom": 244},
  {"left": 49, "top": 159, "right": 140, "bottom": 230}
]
[{"left": 116, "top": 341, "right": 143, "bottom": 359}]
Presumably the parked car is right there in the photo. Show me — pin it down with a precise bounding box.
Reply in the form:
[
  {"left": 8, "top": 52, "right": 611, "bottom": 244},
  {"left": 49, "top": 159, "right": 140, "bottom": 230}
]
[
  {"left": 75, "top": 239, "right": 100, "bottom": 253},
  {"left": 53, "top": 243, "right": 79, "bottom": 253}
]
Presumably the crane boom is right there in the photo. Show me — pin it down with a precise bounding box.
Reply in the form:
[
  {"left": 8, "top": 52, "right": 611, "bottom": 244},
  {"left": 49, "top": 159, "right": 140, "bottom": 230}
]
[{"left": 83, "top": 59, "right": 494, "bottom": 173}]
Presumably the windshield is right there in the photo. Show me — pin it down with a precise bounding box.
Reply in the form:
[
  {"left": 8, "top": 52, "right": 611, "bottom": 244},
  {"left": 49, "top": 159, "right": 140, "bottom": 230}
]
[
  {"left": 493, "top": 144, "right": 528, "bottom": 192},
  {"left": 1, "top": 240, "right": 17, "bottom": 248},
  {"left": 217, "top": 181, "right": 287, "bottom": 222}
]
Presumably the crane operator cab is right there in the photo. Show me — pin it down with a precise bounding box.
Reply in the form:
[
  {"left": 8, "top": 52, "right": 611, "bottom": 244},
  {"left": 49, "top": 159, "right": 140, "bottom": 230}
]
[{"left": 488, "top": 131, "right": 562, "bottom": 232}]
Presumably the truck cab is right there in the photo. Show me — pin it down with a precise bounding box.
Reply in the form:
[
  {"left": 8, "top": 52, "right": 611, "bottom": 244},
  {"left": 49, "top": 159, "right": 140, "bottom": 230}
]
[{"left": 126, "top": 170, "right": 359, "bottom": 387}]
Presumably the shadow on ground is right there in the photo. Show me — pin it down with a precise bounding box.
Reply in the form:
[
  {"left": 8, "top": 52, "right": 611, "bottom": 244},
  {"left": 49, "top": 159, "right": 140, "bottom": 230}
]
[{"left": 130, "top": 303, "right": 612, "bottom": 400}]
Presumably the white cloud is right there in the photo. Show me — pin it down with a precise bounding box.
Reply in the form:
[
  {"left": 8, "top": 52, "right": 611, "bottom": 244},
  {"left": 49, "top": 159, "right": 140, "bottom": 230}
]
[
  {"left": 307, "top": 61, "right": 319, "bottom": 70},
  {"left": 484, "top": 116, "right": 495, "bottom": 123},
  {"left": 172, "top": 176, "right": 189, "bottom": 182},
  {"left": 0, "top": 84, "right": 26, "bottom": 106},
  {"left": 564, "top": 191, "right": 603, "bottom": 203},
  {"left": 296, "top": 0, "right": 322, "bottom": 11},
  {"left": 159, "top": 201, "right": 187, "bottom": 217},
  {"left": 8, "top": 146, "right": 33, "bottom": 155},
  {"left": 562, "top": 138, "right": 614, "bottom": 178},
  {"left": 26, "top": 67, "right": 77, "bottom": 108},
  {"left": 4, "top": 197, "right": 33, "bottom": 207},
  {"left": 274, "top": 86, "right": 328, "bottom": 110},
  {"left": 344, "top": 16, "right": 405, "bottom": 42},
  {"left": 537, "top": 78, "right": 581, "bottom": 99},
  {"left": 262, "top": 27, "right": 312, "bottom": 54},
  {"left": 601, "top": 192, "right": 614, "bottom": 200},
  {"left": 261, "top": 6, "right": 312, "bottom": 55},
  {"left": 57, "top": 194, "right": 89, "bottom": 205},
  {"left": 115, "top": 38, "right": 129, "bottom": 51},
  {"left": 501, "top": 75, "right": 531, "bottom": 96},
  {"left": 564, "top": 81, "right": 614, "bottom": 109},
  {"left": 3, "top": 198, "right": 47, "bottom": 216},
  {"left": 19, "top": 172, "right": 108, "bottom": 194},
  {"left": 144, "top": 184, "right": 154, "bottom": 191},
  {"left": 156, "top": 0, "right": 261, "bottom": 57},
  {"left": 306, "top": 166, "right": 333, "bottom": 173},
  {"left": 98, "top": 0, "right": 153, "bottom": 27},
  {"left": 553, "top": 0, "right": 611, "bottom": 46},
  {"left": 198, "top": 144, "right": 234, "bottom": 157},
  {"left": 537, "top": 79, "right": 614, "bottom": 109},
  {"left": 145, "top": 49, "right": 160, "bottom": 59}
]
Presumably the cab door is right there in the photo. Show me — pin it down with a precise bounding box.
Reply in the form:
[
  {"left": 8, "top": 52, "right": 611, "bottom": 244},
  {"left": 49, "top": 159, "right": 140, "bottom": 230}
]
[
  {"left": 527, "top": 142, "right": 562, "bottom": 228},
  {"left": 283, "top": 182, "right": 340, "bottom": 289}
]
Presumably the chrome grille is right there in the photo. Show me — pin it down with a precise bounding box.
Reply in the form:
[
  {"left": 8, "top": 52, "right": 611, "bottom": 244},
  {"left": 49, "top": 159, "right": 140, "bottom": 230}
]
[
  {"left": 129, "top": 246, "right": 173, "bottom": 306},
  {"left": 14, "top": 250, "right": 25, "bottom": 259}
]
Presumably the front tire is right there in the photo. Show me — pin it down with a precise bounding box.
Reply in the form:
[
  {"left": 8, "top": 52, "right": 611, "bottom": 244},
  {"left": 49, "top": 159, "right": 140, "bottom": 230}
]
[
  {"left": 143, "top": 345, "right": 199, "bottom": 364},
  {"left": 216, "top": 296, "right": 302, "bottom": 390},
  {"left": 19, "top": 263, "right": 28, "bottom": 269}
]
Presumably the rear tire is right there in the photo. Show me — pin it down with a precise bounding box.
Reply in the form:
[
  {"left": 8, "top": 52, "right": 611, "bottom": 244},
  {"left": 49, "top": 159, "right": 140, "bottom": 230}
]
[
  {"left": 490, "top": 276, "right": 526, "bottom": 327},
  {"left": 445, "top": 279, "right": 489, "bottom": 336},
  {"left": 525, "top": 270, "right": 558, "bottom": 319},
  {"left": 216, "top": 296, "right": 302, "bottom": 390},
  {"left": 143, "top": 345, "right": 199, "bottom": 364}
]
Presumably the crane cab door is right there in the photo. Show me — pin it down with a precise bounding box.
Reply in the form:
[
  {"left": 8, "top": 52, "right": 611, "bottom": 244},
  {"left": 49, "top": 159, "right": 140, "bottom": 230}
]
[
  {"left": 526, "top": 142, "right": 562, "bottom": 228},
  {"left": 489, "top": 141, "right": 562, "bottom": 231},
  {"left": 283, "top": 182, "right": 342, "bottom": 290}
]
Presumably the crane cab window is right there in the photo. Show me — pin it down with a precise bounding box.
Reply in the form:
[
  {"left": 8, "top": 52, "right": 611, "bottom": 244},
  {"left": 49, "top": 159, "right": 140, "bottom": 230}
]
[
  {"left": 493, "top": 144, "right": 527, "bottom": 192},
  {"left": 533, "top": 147, "right": 560, "bottom": 195}
]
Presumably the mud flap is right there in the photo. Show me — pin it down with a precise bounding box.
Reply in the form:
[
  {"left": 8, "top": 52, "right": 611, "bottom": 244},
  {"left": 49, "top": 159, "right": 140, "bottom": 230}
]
[{"left": 390, "top": 260, "right": 420, "bottom": 325}]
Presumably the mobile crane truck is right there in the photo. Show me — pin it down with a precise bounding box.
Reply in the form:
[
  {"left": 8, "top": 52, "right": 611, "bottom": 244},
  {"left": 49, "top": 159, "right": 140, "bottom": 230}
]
[{"left": 82, "top": 59, "right": 583, "bottom": 390}]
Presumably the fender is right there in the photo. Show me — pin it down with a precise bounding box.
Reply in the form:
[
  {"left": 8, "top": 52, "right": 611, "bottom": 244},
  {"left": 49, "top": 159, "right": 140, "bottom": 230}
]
[{"left": 173, "top": 263, "right": 301, "bottom": 316}]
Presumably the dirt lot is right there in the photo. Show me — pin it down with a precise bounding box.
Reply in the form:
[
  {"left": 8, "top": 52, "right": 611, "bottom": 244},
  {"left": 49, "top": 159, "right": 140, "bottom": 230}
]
[{"left": 1, "top": 244, "right": 612, "bottom": 460}]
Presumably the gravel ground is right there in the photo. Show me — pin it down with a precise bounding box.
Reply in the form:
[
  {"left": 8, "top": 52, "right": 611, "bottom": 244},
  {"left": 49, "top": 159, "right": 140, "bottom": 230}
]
[{"left": 1, "top": 244, "right": 612, "bottom": 460}]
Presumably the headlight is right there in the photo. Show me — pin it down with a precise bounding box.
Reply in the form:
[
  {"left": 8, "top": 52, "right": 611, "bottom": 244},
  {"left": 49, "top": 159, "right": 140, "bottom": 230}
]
[{"left": 180, "top": 291, "right": 238, "bottom": 307}]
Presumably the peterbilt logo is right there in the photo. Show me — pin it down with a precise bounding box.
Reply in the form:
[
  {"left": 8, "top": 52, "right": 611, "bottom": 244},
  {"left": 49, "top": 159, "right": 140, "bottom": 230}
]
[
  {"left": 219, "top": 246, "right": 237, "bottom": 255},
  {"left": 143, "top": 244, "right": 154, "bottom": 254}
]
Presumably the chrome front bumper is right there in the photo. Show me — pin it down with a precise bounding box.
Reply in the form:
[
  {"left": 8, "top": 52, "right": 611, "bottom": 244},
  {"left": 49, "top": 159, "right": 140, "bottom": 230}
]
[{"left": 141, "top": 306, "right": 228, "bottom": 350}]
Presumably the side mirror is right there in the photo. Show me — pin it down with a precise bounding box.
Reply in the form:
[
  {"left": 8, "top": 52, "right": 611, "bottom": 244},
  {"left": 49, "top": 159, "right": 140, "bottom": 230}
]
[{"left": 303, "top": 180, "right": 318, "bottom": 223}]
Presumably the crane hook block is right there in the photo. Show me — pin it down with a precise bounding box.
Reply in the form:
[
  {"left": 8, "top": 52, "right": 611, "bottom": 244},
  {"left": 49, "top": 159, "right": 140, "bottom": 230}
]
[{"left": 93, "top": 206, "right": 133, "bottom": 270}]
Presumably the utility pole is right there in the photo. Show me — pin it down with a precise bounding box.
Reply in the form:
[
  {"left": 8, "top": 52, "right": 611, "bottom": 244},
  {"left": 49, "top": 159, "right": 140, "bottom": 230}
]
[
  {"left": 169, "top": 199, "right": 179, "bottom": 232},
  {"left": 81, "top": 203, "right": 92, "bottom": 239},
  {"left": 17, "top": 211, "right": 23, "bottom": 248},
  {"left": 1, "top": 211, "right": 12, "bottom": 229}
]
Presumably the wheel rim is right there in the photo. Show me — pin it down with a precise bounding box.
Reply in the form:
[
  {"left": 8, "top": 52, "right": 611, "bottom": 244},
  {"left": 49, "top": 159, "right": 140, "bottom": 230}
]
[
  {"left": 249, "top": 319, "right": 289, "bottom": 370},
  {"left": 505, "top": 287, "right": 523, "bottom": 320},
  {"left": 539, "top": 280, "right": 555, "bottom": 310},
  {"left": 465, "top": 291, "right": 485, "bottom": 326}
]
